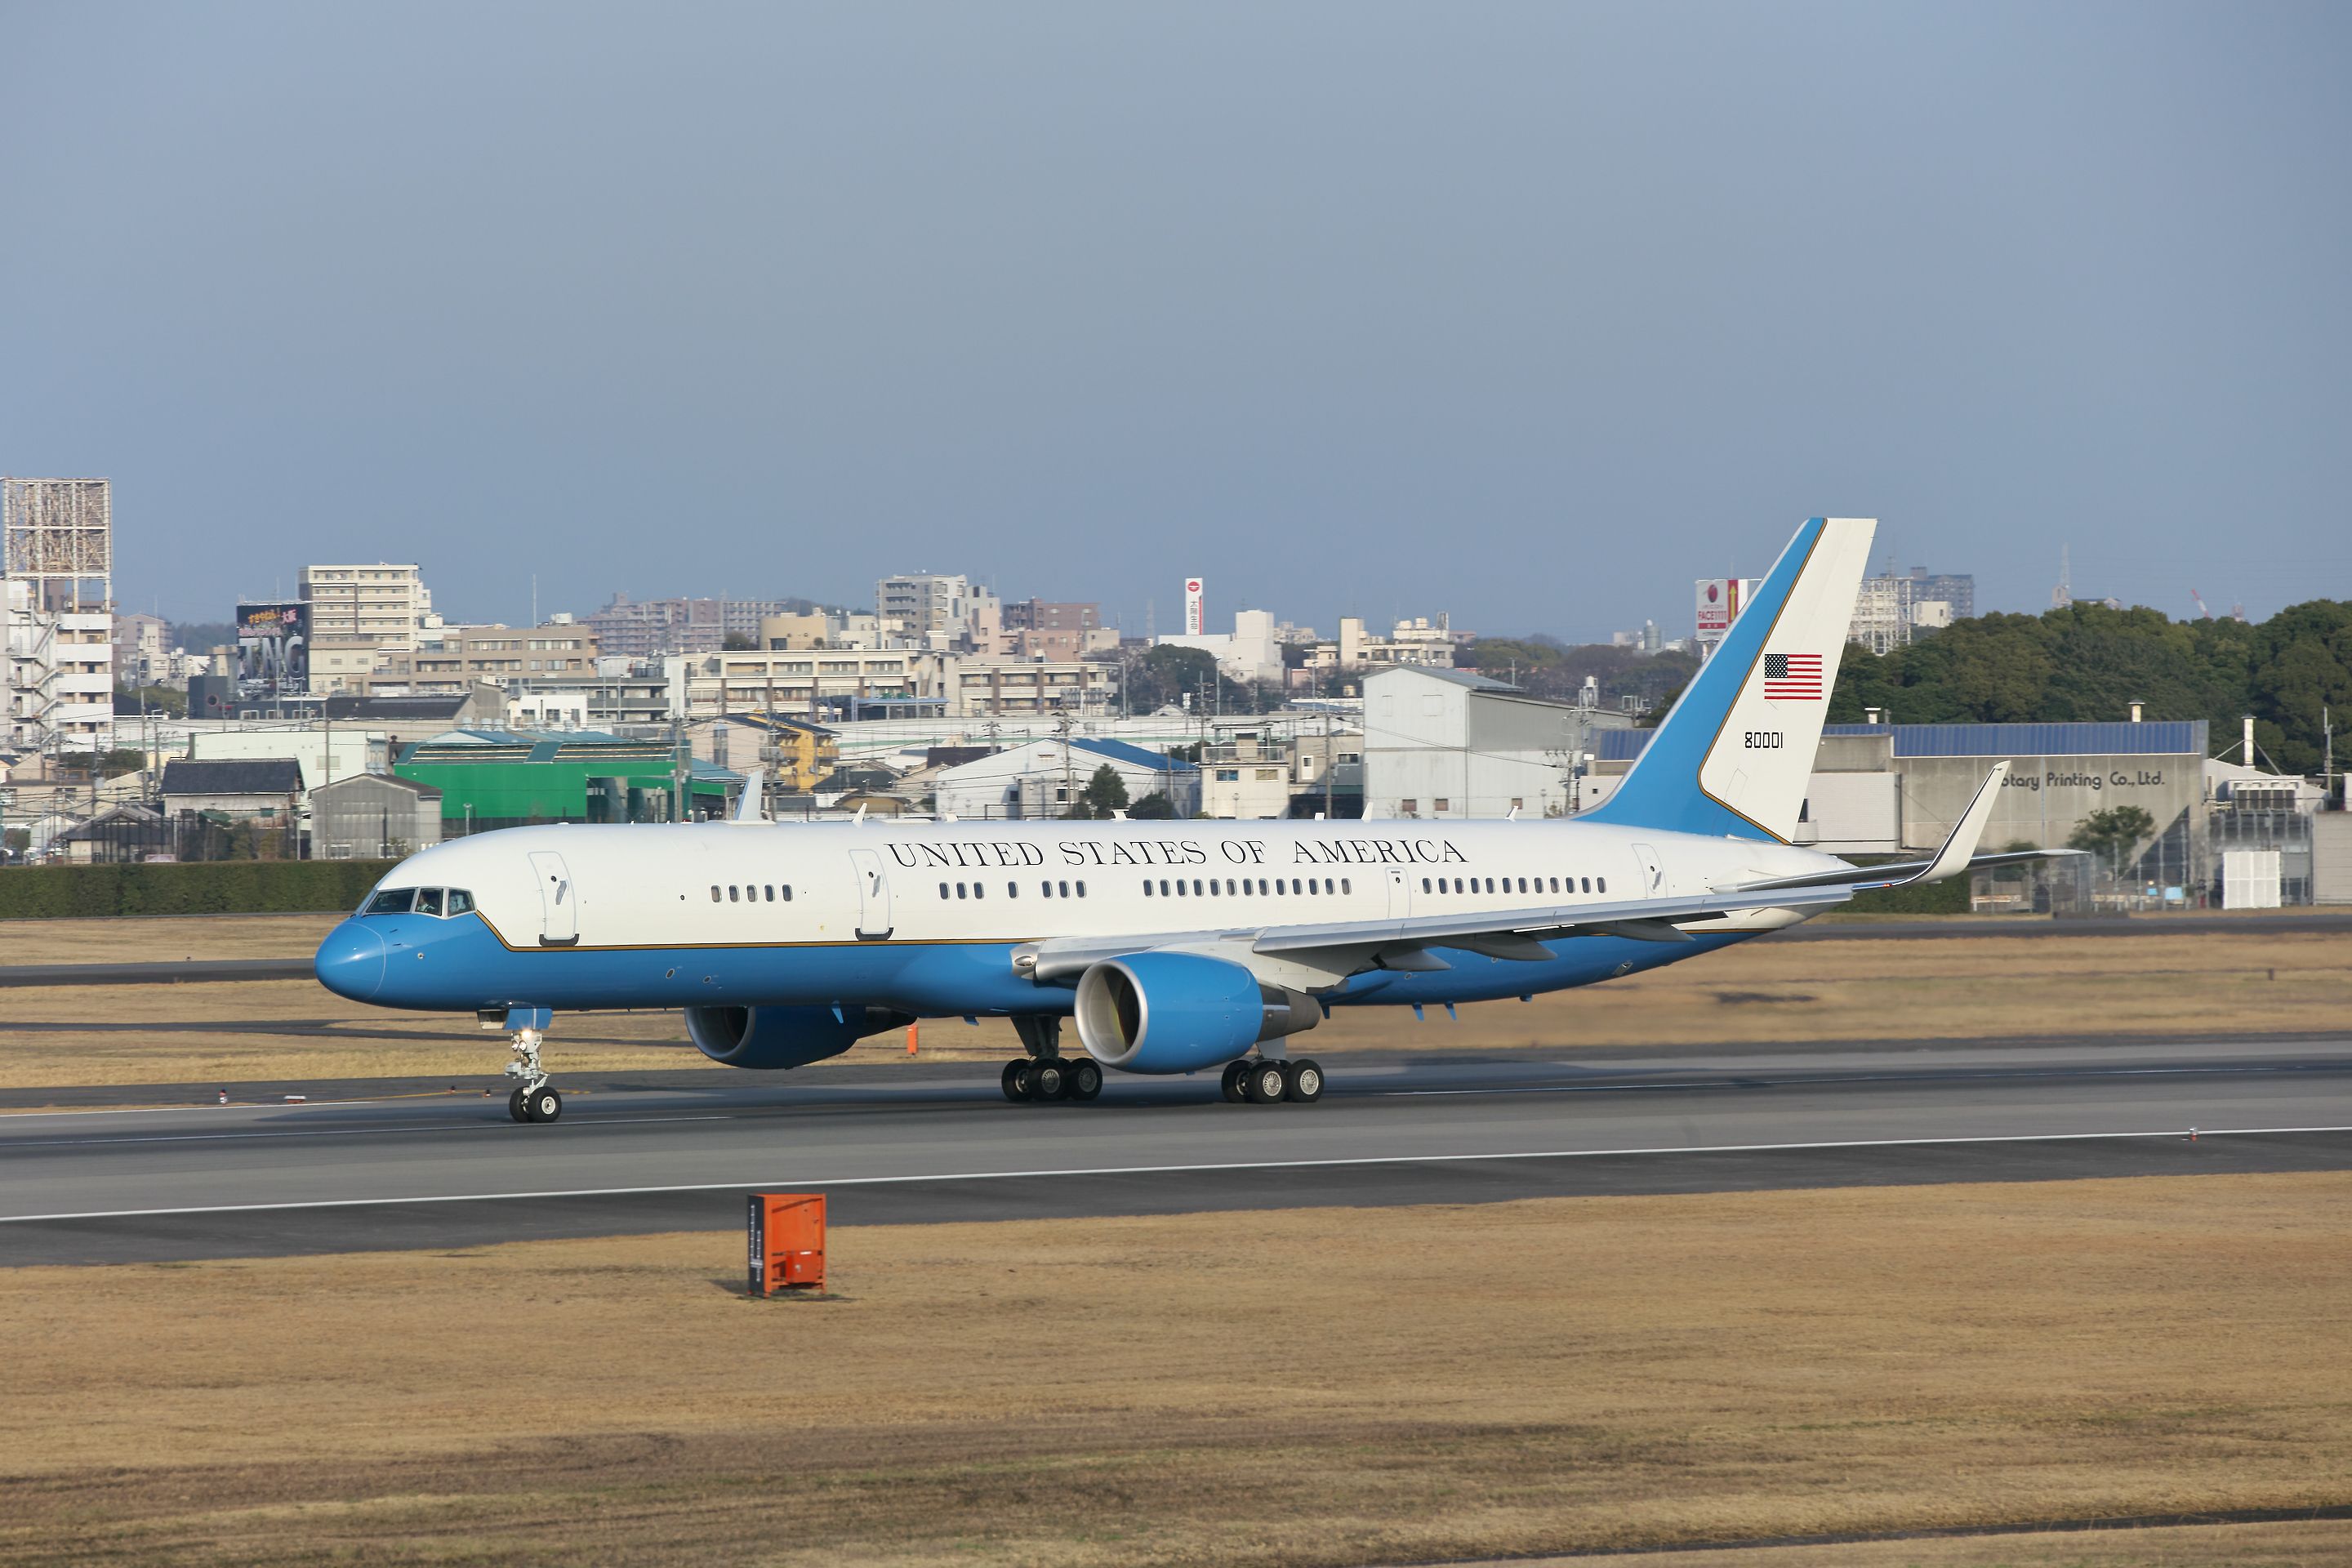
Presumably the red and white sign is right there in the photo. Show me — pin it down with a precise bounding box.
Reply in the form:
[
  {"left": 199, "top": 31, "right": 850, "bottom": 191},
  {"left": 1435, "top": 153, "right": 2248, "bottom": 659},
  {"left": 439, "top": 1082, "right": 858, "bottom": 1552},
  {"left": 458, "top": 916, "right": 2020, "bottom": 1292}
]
[{"left": 1183, "top": 577, "right": 1204, "bottom": 636}]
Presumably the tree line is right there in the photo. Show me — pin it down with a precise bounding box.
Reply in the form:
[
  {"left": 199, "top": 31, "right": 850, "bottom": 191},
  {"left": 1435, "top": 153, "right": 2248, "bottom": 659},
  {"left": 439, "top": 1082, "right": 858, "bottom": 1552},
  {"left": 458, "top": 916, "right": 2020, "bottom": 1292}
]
[{"left": 1826, "top": 599, "right": 2352, "bottom": 776}]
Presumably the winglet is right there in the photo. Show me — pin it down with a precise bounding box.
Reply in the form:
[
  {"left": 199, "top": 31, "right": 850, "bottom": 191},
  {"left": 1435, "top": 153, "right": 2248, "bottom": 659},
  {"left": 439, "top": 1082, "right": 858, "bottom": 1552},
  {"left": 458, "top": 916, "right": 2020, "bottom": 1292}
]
[{"left": 1908, "top": 762, "right": 2010, "bottom": 884}]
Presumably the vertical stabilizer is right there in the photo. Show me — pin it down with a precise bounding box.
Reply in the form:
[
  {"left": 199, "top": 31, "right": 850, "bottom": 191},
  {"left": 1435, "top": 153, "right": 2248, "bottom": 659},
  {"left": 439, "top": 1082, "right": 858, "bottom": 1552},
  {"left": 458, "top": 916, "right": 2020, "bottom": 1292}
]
[{"left": 1587, "top": 517, "right": 1877, "bottom": 841}]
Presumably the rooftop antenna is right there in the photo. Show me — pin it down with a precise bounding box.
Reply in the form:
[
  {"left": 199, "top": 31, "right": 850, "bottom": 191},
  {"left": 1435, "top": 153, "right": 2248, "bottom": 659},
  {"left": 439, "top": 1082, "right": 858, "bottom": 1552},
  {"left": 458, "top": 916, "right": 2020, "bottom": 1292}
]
[{"left": 2051, "top": 546, "right": 2072, "bottom": 610}]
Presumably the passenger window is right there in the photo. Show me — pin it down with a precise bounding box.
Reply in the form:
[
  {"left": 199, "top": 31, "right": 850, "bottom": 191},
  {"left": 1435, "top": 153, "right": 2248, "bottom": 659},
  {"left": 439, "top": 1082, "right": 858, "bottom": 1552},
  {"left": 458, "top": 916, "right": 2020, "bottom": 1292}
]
[
  {"left": 1175, "top": 880, "right": 1186, "bottom": 897},
  {"left": 1227, "top": 879, "right": 1237, "bottom": 895},
  {"left": 782, "top": 886, "right": 793, "bottom": 902},
  {"left": 1160, "top": 880, "right": 1170, "bottom": 896},
  {"left": 1550, "top": 877, "right": 1560, "bottom": 893},
  {"left": 445, "top": 889, "right": 474, "bottom": 915},
  {"left": 764, "top": 885, "right": 773, "bottom": 902},
  {"left": 1582, "top": 877, "right": 1592, "bottom": 893},
  {"left": 956, "top": 883, "right": 967, "bottom": 898},
  {"left": 1008, "top": 882, "right": 1018, "bottom": 898},
  {"left": 1342, "top": 878, "right": 1351, "bottom": 893},
  {"left": 414, "top": 888, "right": 444, "bottom": 916},
  {"left": 939, "top": 882, "right": 950, "bottom": 898},
  {"left": 1598, "top": 877, "right": 1607, "bottom": 893},
  {"left": 973, "top": 882, "right": 984, "bottom": 899},
  {"left": 710, "top": 886, "right": 720, "bottom": 902},
  {"left": 728, "top": 886, "right": 740, "bottom": 902},
  {"left": 1143, "top": 880, "right": 1152, "bottom": 896},
  {"left": 1422, "top": 877, "right": 1431, "bottom": 893},
  {"left": 1076, "top": 880, "right": 1086, "bottom": 897},
  {"left": 1060, "top": 880, "right": 1071, "bottom": 898}
]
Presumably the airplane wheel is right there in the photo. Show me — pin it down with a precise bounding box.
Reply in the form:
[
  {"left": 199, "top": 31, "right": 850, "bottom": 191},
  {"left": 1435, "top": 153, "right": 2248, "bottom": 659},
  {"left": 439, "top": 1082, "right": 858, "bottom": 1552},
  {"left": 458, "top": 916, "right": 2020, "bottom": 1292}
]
[
  {"left": 1032, "top": 1058, "right": 1068, "bottom": 1102},
  {"left": 1008, "top": 1059, "right": 1036, "bottom": 1102},
  {"left": 1244, "top": 1060, "right": 1289, "bottom": 1105},
  {"left": 1001, "top": 1060, "right": 1029, "bottom": 1103},
  {"left": 525, "top": 1087, "right": 563, "bottom": 1123},
  {"left": 508, "top": 1088, "right": 528, "bottom": 1122},
  {"left": 1067, "top": 1058, "right": 1103, "bottom": 1102},
  {"left": 1220, "top": 1060, "right": 1250, "bottom": 1104},
  {"left": 1284, "top": 1058, "right": 1325, "bottom": 1104}
]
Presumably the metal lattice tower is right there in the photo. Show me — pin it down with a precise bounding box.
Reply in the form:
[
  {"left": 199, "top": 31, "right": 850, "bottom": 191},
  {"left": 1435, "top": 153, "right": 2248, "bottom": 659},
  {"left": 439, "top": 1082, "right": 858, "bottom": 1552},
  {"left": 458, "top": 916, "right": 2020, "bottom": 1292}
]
[{"left": 2, "top": 477, "right": 113, "bottom": 610}]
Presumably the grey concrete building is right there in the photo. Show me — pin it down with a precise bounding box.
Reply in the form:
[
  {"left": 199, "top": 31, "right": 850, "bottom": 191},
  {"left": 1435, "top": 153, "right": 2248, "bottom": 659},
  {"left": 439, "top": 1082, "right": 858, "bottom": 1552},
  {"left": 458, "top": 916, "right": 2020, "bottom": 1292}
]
[
  {"left": 310, "top": 772, "right": 443, "bottom": 859},
  {"left": 1361, "top": 666, "right": 1633, "bottom": 821}
]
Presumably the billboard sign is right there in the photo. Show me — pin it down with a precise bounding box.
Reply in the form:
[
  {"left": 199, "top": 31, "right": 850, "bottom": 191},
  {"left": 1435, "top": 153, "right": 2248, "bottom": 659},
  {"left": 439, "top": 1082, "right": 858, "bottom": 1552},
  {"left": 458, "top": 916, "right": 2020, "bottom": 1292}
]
[
  {"left": 236, "top": 600, "right": 311, "bottom": 696},
  {"left": 1694, "top": 577, "right": 1759, "bottom": 661},
  {"left": 1183, "top": 577, "right": 1204, "bottom": 636}
]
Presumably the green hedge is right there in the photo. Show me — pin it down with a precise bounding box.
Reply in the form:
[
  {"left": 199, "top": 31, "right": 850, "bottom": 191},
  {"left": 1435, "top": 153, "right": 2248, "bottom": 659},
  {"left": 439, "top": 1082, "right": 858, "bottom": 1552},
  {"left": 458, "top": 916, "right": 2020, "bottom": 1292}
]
[
  {"left": 1843, "top": 875, "right": 1970, "bottom": 915},
  {"left": 0, "top": 861, "right": 397, "bottom": 920}
]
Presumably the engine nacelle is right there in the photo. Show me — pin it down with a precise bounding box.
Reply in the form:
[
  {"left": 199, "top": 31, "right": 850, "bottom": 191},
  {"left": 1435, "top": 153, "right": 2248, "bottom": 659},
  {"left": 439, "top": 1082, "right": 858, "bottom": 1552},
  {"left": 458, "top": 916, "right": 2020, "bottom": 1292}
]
[
  {"left": 685, "top": 1004, "right": 911, "bottom": 1070},
  {"left": 1072, "top": 953, "right": 1320, "bottom": 1075}
]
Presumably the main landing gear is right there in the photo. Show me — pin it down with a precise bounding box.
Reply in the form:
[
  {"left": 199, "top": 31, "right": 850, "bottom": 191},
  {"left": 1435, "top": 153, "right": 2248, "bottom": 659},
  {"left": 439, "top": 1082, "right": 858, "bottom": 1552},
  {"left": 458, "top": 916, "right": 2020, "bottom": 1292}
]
[
  {"left": 1222, "top": 1057, "right": 1324, "bottom": 1106},
  {"left": 1001, "top": 1016, "right": 1102, "bottom": 1104},
  {"left": 503, "top": 1021, "right": 564, "bottom": 1123}
]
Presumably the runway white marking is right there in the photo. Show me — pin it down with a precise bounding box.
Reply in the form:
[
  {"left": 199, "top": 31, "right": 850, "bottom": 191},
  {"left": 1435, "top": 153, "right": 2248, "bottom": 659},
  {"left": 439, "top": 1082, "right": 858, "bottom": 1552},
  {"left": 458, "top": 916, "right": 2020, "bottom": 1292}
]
[
  {"left": 4, "top": 1125, "right": 2347, "bottom": 1225},
  {"left": 11, "top": 1115, "right": 736, "bottom": 1149},
  {"left": 1376, "top": 1064, "right": 2342, "bottom": 1097}
]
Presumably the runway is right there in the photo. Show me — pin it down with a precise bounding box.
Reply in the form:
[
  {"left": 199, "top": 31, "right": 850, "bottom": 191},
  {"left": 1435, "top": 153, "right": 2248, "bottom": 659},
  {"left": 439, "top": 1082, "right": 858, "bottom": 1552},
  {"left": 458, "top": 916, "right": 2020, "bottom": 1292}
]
[
  {"left": 6, "top": 908, "right": 2350, "bottom": 988},
  {"left": 3, "top": 1034, "right": 2349, "bottom": 1264}
]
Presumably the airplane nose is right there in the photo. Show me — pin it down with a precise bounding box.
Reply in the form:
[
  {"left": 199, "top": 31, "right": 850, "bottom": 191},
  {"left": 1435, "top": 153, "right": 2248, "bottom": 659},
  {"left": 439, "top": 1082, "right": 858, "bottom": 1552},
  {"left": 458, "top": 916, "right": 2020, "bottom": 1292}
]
[{"left": 314, "top": 920, "right": 386, "bottom": 1002}]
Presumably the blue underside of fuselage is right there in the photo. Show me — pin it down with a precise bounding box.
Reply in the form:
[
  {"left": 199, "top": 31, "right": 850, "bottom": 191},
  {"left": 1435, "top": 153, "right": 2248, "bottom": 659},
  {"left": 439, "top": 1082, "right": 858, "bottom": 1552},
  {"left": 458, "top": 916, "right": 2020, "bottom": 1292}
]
[{"left": 317, "top": 911, "right": 1753, "bottom": 1027}]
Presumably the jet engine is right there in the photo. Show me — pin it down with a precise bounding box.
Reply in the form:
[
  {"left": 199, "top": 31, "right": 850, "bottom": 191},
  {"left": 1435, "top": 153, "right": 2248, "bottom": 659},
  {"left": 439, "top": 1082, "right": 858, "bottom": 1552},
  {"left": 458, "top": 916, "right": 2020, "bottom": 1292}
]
[
  {"left": 1072, "top": 952, "right": 1320, "bottom": 1075},
  {"left": 685, "top": 1004, "right": 913, "bottom": 1070}
]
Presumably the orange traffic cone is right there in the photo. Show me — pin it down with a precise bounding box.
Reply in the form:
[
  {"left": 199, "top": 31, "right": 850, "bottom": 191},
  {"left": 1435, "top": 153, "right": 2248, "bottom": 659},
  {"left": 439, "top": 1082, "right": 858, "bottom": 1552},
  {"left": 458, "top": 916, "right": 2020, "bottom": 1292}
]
[{"left": 906, "top": 1022, "right": 919, "bottom": 1056}]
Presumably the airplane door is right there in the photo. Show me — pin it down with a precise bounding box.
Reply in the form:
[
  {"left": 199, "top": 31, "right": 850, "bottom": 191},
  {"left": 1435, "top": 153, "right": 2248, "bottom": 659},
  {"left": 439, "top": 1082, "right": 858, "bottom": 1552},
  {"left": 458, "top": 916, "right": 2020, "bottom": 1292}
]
[
  {"left": 848, "top": 848, "right": 893, "bottom": 941},
  {"left": 1630, "top": 842, "right": 1668, "bottom": 899},
  {"left": 1387, "top": 866, "right": 1412, "bottom": 920},
  {"left": 528, "top": 849, "right": 579, "bottom": 947}
]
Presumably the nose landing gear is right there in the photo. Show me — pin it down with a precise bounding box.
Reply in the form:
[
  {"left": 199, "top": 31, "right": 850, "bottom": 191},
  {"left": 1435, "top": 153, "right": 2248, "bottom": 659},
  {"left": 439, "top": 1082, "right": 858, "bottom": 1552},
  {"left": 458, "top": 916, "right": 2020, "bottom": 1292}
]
[{"left": 502, "top": 1018, "right": 564, "bottom": 1122}]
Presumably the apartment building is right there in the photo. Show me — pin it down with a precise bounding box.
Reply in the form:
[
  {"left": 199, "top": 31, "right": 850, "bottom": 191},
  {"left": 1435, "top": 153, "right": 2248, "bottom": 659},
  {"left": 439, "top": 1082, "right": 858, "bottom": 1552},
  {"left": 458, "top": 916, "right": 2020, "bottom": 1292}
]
[
  {"left": 300, "top": 563, "right": 432, "bottom": 648},
  {"left": 688, "top": 648, "right": 945, "bottom": 721},
  {"left": 876, "top": 572, "right": 974, "bottom": 647},
  {"left": 4, "top": 580, "right": 114, "bottom": 753},
  {"left": 949, "top": 656, "right": 1117, "bottom": 717},
  {"left": 359, "top": 623, "right": 601, "bottom": 696},
  {"left": 586, "top": 595, "right": 793, "bottom": 659}
]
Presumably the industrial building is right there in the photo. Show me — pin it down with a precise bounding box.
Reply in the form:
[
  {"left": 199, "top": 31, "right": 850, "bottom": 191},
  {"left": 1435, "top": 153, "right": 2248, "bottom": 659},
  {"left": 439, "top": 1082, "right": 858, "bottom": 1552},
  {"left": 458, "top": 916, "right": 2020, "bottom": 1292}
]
[
  {"left": 1361, "top": 666, "right": 1633, "bottom": 821},
  {"left": 309, "top": 772, "right": 443, "bottom": 860},
  {"left": 393, "top": 729, "right": 739, "bottom": 830},
  {"left": 1595, "top": 719, "right": 2213, "bottom": 886}
]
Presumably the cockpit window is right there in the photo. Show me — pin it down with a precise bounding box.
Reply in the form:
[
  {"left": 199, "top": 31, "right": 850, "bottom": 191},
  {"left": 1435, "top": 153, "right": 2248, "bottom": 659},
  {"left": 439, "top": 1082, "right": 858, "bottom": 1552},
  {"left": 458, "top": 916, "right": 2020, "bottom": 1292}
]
[
  {"left": 445, "top": 889, "right": 474, "bottom": 915},
  {"left": 364, "top": 889, "right": 415, "bottom": 915},
  {"left": 414, "top": 888, "right": 445, "bottom": 917}
]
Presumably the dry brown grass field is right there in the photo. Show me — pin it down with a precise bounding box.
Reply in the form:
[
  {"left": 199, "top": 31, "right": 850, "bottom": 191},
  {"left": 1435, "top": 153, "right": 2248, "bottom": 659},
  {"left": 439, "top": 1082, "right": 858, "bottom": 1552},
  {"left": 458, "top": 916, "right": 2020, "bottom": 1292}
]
[
  {"left": 0, "top": 924, "right": 2343, "bottom": 1093},
  {"left": 3, "top": 1174, "right": 2348, "bottom": 1565}
]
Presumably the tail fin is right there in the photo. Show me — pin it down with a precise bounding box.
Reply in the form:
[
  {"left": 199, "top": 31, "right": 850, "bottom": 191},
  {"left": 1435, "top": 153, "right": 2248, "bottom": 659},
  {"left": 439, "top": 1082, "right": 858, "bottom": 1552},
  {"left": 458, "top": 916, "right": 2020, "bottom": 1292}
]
[{"left": 1587, "top": 517, "right": 1876, "bottom": 842}]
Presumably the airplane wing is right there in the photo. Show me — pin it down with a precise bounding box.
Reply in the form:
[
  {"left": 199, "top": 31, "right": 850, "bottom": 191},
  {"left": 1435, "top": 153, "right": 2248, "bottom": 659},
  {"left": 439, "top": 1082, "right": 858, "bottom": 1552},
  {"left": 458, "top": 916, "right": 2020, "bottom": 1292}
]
[
  {"left": 1015, "top": 880, "right": 1855, "bottom": 988},
  {"left": 1014, "top": 765, "right": 2059, "bottom": 992}
]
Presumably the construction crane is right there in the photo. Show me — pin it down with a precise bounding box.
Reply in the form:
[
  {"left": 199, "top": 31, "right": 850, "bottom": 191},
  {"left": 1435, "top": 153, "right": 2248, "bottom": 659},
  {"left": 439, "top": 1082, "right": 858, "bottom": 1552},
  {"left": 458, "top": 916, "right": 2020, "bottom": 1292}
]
[{"left": 2190, "top": 588, "right": 2213, "bottom": 620}]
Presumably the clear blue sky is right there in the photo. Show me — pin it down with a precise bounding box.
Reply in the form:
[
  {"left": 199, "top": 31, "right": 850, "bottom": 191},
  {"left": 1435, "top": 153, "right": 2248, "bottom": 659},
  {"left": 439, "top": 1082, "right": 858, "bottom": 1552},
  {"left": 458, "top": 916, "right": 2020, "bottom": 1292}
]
[{"left": 2, "top": 2, "right": 2345, "bottom": 638}]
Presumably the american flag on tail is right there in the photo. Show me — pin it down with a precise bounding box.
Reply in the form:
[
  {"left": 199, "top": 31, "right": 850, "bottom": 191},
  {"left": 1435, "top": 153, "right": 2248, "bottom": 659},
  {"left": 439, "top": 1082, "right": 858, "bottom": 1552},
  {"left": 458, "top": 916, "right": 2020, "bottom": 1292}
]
[{"left": 1762, "top": 652, "right": 1823, "bottom": 701}]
